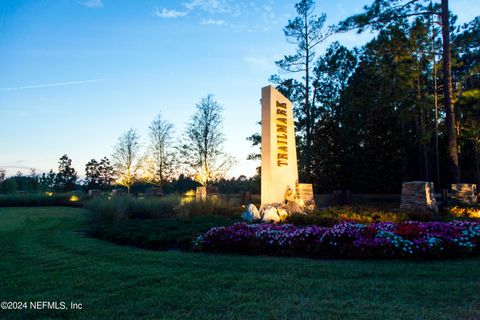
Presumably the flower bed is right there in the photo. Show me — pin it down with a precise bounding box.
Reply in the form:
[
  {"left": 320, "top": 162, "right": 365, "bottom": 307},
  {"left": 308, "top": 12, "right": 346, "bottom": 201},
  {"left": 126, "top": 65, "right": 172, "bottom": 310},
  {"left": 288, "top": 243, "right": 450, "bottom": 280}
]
[{"left": 194, "top": 221, "right": 480, "bottom": 259}]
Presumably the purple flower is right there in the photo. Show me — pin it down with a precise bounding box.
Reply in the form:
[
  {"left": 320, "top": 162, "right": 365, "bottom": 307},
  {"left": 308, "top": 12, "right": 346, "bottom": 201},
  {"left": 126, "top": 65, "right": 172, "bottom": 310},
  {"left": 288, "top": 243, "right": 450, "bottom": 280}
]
[{"left": 194, "top": 220, "right": 480, "bottom": 259}]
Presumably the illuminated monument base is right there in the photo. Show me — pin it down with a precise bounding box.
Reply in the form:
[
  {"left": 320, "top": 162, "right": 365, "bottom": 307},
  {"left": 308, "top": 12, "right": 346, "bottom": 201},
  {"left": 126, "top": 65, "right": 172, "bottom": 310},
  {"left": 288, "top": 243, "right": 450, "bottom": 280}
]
[{"left": 260, "top": 86, "right": 314, "bottom": 220}]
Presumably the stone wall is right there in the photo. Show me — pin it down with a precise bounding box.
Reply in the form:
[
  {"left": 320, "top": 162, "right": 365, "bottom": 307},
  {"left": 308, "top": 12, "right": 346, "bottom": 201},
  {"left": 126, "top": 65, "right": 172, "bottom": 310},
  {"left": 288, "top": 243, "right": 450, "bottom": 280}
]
[
  {"left": 297, "top": 183, "right": 315, "bottom": 208},
  {"left": 196, "top": 186, "right": 219, "bottom": 201},
  {"left": 450, "top": 183, "right": 477, "bottom": 205},
  {"left": 400, "top": 181, "right": 438, "bottom": 212},
  {"left": 145, "top": 188, "right": 164, "bottom": 198}
]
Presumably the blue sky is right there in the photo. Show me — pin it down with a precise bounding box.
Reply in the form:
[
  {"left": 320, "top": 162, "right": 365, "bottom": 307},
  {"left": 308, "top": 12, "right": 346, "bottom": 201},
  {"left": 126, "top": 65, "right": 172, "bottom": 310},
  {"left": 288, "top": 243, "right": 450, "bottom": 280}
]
[{"left": 0, "top": 0, "right": 478, "bottom": 179}]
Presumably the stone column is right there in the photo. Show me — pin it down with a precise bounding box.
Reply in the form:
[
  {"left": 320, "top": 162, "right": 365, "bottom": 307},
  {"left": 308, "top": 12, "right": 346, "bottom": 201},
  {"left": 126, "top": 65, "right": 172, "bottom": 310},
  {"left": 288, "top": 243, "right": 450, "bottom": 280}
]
[
  {"left": 400, "top": 181, "right": 438, "bottom": 212},
  {"left": 196, "top": 186, "right": 219, "bottom": 201},
  {"left": 296, "top": 183, "right": 315, "bottom": 208},
  {"left": 260, "top": 85, "right": 299, "bottom": 208},
  {"left": 450, "top": 183, "right": 477, "bottom": 205}
]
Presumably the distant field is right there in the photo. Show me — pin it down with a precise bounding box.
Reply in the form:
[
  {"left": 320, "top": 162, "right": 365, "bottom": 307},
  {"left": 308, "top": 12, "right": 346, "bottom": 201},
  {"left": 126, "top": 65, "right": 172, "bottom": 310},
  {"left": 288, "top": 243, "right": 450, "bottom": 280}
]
[{"left": 1, "top": 207, "right": 480, "bottom": 319}]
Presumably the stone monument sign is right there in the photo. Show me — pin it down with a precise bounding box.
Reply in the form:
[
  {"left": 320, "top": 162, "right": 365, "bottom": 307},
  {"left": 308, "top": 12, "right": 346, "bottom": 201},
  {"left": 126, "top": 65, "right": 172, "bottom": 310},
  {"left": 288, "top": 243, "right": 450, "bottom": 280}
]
[{"left": 261, "top": 85, "right": 299, "bottom": 207}]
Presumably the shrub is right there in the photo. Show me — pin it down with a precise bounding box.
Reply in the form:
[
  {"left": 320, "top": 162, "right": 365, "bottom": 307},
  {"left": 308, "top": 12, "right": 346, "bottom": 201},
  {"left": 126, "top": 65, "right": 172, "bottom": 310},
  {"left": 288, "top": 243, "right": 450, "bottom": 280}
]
[
  {"left": 86, "top": 196, "right": 243, "bottom": 224},
  {"left": 176, "top": 198, "right": 243, "bottom": 218},
  {"left": 195, "top": 220, "right": 480, "bottom": 259},
  {"left": 0, "top": 193, "right": 84, "bottom": 207},
  {"left": 285, "top": 212, "right": 338, "bottom": 227},
  {"left": 87, "top": 215, "right": 238, "bottom": 250},
  {"left": 321, "top": 206, "right": 411, "bottom": 223},
  {"left": 85, "top": 195, "right": 180, "bottom": 224},
  {"left": 284, "top": 206, "right": 437, "bottom": 226}
]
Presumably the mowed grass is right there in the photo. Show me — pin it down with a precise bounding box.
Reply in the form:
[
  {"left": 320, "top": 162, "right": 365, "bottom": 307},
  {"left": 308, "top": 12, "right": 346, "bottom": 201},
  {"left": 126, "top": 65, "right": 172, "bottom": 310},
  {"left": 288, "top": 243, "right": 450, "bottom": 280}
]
[{"left": 1, "top": 208, "right": 480, "bottom": 320}]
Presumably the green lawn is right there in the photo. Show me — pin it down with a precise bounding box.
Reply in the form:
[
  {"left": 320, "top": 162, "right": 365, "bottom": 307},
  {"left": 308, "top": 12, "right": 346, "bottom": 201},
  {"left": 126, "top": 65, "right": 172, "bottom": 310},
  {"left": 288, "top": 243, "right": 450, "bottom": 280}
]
[{"left": 1, "top": 207, "right": 480, "bottom": 320}]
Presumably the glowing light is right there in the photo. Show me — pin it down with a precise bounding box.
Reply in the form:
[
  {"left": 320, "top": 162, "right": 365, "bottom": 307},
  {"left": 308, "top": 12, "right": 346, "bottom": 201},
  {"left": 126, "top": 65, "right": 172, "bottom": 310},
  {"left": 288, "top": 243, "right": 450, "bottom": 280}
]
[
  {"left": 471, "top": 210, "right": 480, "bottom": 218},
  {"left": 45, "top": 192, "right": 54, "bottom": 197},
  {"left": 450, "top": 206, "right": 480, "bottom": 218},
  {"left": 69, "top": 195, "right": 80, "bottom": 202},
  {"left": 181, "top": 190, "right": 196, "bottom": 205},
  {"left": 185, "top": 190, "right": 196, "bottom": 197}
]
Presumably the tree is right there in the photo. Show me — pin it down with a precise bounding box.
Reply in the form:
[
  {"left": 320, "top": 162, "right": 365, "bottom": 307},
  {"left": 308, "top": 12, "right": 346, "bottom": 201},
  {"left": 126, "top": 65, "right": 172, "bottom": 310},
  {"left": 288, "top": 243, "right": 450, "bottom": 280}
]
[
  {"left": 55, "top": 155, "right": 78, "bottom": 192},
  {"left": 440, "top": 0, "right": 459, "bottom": 183},
  {"left": 27, "top": 168, "right": 39, "bottom": 191},
  {"left": 336, "top": 0, "right": 460, "bottom": 184},
  {"left": 98, "top": 157, "right": 114, "bottom": 190},
  {"left": 146, "top": 113, "right": 175, "bottom": 186},
  {"left": 274, "top": 0, "right": 330, "bottom": 179},
  {"left": 454, "top": 17, "right": 480, "bottom": 185},
  {"left": 85, "top": 159, "right": 101, "bottom": 190},
  {"left": 319, "top": 20, "right": 443, "bottom": 193},
  {"left": 0, "top": 168, "right": 5, "bottom": 185},
  {"left": 39, "top": 170, "right": 56, "bottom": 192},
  {"left": 246, "top": 132, "right": 261, "bottom": 161},
  {"left": 179, "top": 95, "right": 235, "bottom": 186},
  {"left": 112, "top": 129, "right": 141, "bottom": 194},
  {"left": 0, "top": 178, "right": 17, "bottom": 193},
  {"left": 458, "top": 90, "right": 480, "bottom": 185},
  {"left": 85, "top": 157, "right": 115, "bottom": 190},
  {"left": 246, "top": 121, "right": 262, "bottom": 176},
  {"left": 314, "top": 42, "right": 357, "bottom": 119},
  {"left": 312, "top": 42, "right": 357, "bottom": 191}
]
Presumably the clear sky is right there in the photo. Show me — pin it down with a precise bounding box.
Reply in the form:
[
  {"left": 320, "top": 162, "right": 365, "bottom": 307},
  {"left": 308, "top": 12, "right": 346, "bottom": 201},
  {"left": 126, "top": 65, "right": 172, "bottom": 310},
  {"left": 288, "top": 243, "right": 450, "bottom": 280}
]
[{"left": 0, "top": 0, "right": 478, "bottom": 179}]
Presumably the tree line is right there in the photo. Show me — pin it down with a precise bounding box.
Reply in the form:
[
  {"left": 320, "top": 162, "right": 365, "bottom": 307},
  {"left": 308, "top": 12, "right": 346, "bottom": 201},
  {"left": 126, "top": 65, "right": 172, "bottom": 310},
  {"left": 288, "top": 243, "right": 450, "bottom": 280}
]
[
  {"left": 0, "top": 95, "right": 249, "bottom": 194},
  {"left": 250, "top": 0, "right": 480, "bottom": 193},
  {"left": 112, "top": 94, "right": 235, "bottom": 194}
]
